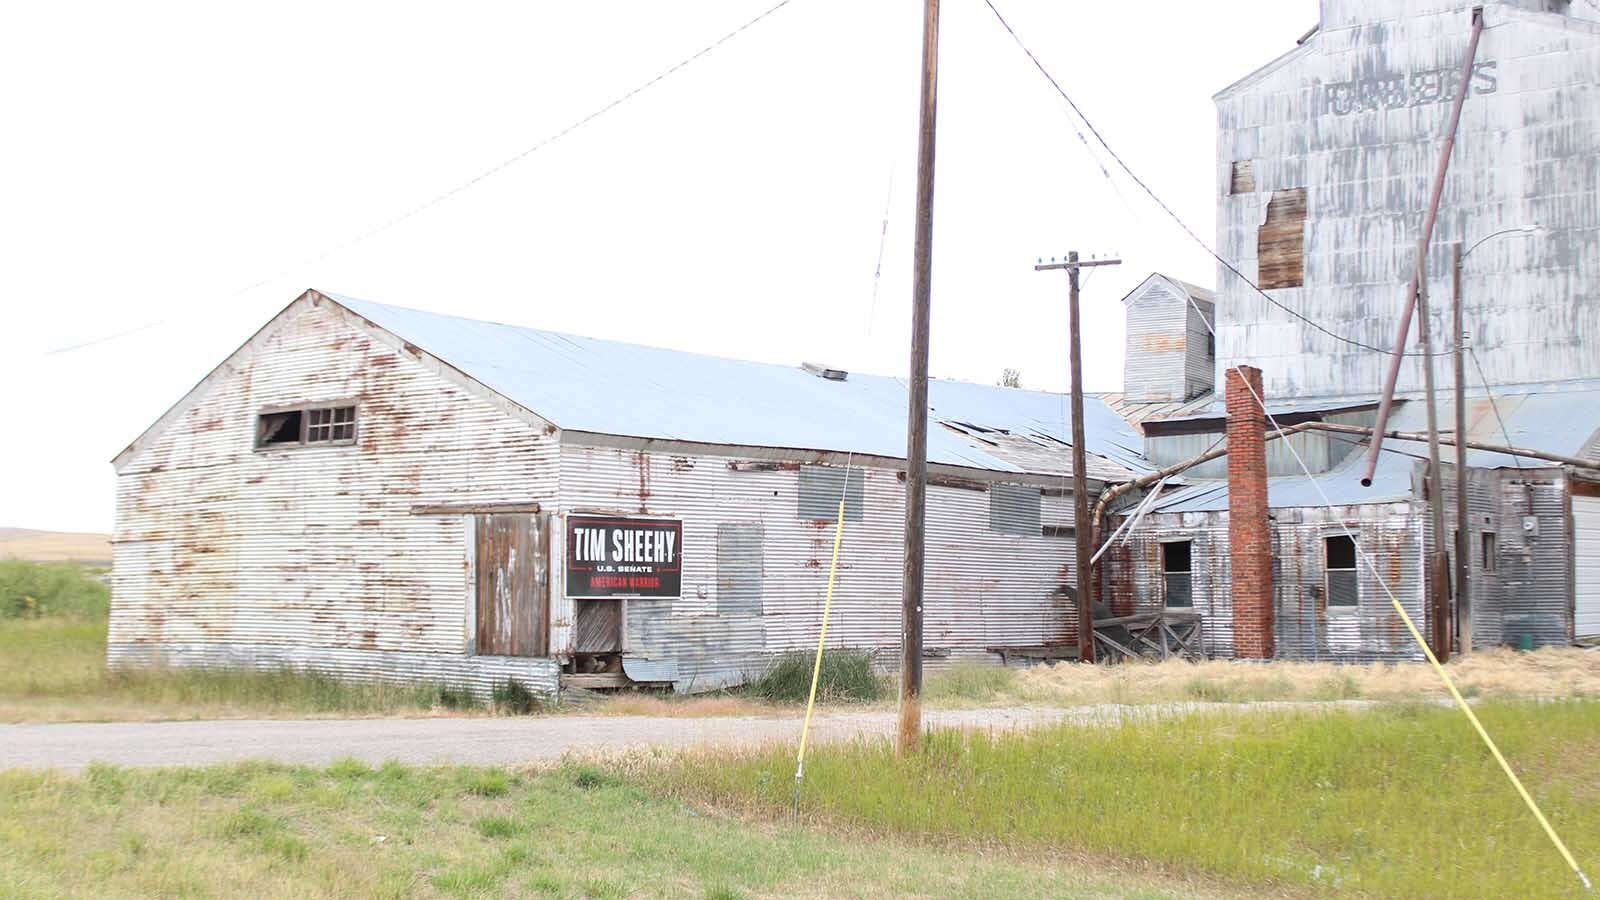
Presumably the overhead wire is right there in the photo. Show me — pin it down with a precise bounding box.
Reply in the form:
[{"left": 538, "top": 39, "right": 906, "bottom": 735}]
[
  {"left": 980, "top": 1, "right": 1591, "bottom": 888},
  {"left": 47, "top": 0, "right": 801, "bottom": 356},
  {"left": 979, "top": 0, "right": 1447, "bottom": 359}
]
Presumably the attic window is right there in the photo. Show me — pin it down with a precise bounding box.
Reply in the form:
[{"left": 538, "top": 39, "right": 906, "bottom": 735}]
[
  {"left": 1258, "top": 188, "right": 1307, "bottom": 290},
  {"left": 255, "top": 404, "right": 357, "bottom": 449}
]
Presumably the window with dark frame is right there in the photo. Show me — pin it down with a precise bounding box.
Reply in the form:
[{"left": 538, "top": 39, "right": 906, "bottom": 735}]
[
  {"left": 1482, "top": 531, "right": 1498, "bottom": 573},
  {"left": 255, "top": 404, "right": 356, "bottom": 449},
  {"left": 1325, "top": 534, "right": 1359, "bottom": 609},
  {"left": 1162, "top": 540, "right": 1192, "bottom": 608}
]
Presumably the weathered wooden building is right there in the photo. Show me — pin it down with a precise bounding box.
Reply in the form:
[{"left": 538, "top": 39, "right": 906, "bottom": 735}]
[{"left": 110, "top": 290, "right": 1148, "bottom": 695}]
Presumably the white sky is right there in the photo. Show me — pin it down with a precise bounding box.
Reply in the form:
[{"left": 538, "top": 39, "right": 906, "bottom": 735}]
[{"left": 0, "top": 0, "right": 1316, "bottom": 533}]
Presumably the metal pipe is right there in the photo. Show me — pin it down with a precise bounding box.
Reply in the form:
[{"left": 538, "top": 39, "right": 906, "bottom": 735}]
[
  {"left": 1362, "top": 7, "right": 1486, "bottom": 487},
  {"left": 1453, "top": 242, "right": 1471, "bottom": 653}
]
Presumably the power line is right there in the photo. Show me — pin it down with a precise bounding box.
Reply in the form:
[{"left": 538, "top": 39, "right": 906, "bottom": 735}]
[
  {"left": 980, "top": 0, "right": 1446, "bottom": 359},
  {"left": 48, "top": 0, "right": 799, "bottom": 356}
]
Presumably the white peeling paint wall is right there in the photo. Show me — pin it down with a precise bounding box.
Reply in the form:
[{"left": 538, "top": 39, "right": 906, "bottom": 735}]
[
  {"left": 110, "top": 297, "right": 561, "bottom": 695},
  {"left": 556, "top": 444, "right": 1081, "bottom": 691},
  {"left": 1217, "top": 1, "right": 1600, "bottom": 399}
]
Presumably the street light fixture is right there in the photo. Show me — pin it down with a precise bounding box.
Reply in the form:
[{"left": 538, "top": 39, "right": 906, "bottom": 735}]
[{"left": 1451, "top": 225, "right": 1541, "bottom": 654}]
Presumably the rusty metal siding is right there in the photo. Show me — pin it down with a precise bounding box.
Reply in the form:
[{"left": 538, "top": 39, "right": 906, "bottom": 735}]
[
  {"left": 1495, "top": 470, "right": 1573, "bottom": 646},
  {"left": 556, "top": 445, "right": 1077, "bottom": 691},
  {"left": 1123, "top": 281, "right": 1193, "bottom": 403},
  {"left": 110, "top": 300, "right": 561, "bottom": 693},
  {"left": 1109, "top": 501, "right": 1429, "bottom": 661},
  {"left": 1216, "top": 3, "right": 1600, "bottom": 399}
]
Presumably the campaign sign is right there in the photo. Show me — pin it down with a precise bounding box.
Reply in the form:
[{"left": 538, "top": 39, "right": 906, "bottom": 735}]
[{"left": 566, "top": 515, "right": 682, "bottom": 599}]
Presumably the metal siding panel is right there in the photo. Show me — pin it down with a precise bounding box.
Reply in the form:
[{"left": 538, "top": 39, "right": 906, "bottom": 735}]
[
  {"left": 1496, "top": 472, "right": 1572, "bottom": 647},
  {"left": 110, "top": 302, "right": 561, "bottom": 691},
  {"left": 558, "top": 445, "right": 1077, "bottom": 692},
  {"left": 1217, "top": 9, "right": 1600, "bottom": 398},
  {"left": 1574, "top": 494, "right": 1600, "bottom": 636},
  {"left": 988, "top": 484, "right": 1043, "bottom": 536}
]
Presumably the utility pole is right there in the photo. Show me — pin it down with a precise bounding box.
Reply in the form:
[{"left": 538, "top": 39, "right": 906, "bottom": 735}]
[
  {"left": 1452, "top": 242, "right": 1471, "bottom": 654},
  {"left": 898, "top": 0, "right": 940, "bottom": 757},
  {"left": 1035, "top": 253, "right": 1121, "bottom": 663},
  {"left": 1416, "top": 241, "right": 1451, "bottom": 662}
]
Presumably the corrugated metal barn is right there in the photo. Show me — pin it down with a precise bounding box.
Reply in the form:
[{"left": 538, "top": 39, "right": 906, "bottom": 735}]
[{"left": 110, "top": 290, "right": 1148, "bottom": 696}]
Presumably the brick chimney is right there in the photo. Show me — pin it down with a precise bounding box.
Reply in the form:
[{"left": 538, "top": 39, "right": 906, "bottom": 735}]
[{"left": 1226, "top": 365, "right": 1274, "bottom": 658}]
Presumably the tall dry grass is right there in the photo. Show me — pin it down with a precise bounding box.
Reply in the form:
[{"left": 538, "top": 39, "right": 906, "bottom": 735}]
[{"left": 1010, "top": 647, "right": 1600, "bottom": 705}]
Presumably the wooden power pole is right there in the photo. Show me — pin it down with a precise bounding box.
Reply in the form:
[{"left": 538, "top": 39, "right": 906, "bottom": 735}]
[
  {"left": 898, "top": 0, "right": 941, "bottom": 757},
  {"left": 1035, "top": 252, "right": 1120, "bottom": 663},
  {"left": 1416, "top": 241, "right": 1451, "bottom": 663}
]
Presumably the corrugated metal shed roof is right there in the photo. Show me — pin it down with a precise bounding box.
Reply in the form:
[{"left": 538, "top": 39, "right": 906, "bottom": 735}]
[
  {"left": 333, "top": 294, "right": 1149, "bottom": 482},
  {"left": 1147, "top": 380, "right": 1600, "bottom": 513}
]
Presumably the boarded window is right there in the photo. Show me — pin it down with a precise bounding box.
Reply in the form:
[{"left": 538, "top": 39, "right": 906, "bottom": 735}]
[
  {"left": 1482, "top": 531, "right": 1498, "bottom": 573},
  {"left": 1326, "top": 534, "right": 1359, "bottom": 609},
  {"left": 989, "top": 484, "right": 1042, "bottom": 536},
  {"left": 1229, "top": 160, "right": 1255, "bottom": 195},
  {"left": 1162, "top": 540, "right": 1193, "bottom": 608},
  {"left": 798, "top": 466, "right": 864, "bottom": 521},
  {"left": 1257, "top": 187, "right": 1307, "bottom": 290},
  {"left": 716, "top": 523, "right": 764, "bottom": 616}
]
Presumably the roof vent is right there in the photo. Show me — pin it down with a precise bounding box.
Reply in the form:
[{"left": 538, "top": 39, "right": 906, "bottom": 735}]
[{"left": 802, "top": 362, "right": 848, "bottom": 382}]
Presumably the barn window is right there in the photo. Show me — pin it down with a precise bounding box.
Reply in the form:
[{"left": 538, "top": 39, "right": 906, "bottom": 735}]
[
  {"left": 1257, "top": 187, "right": 1307, "bottom": 290},
  {"left": 1325, "top": 534, "right": 1359, "bottom": 609},
  {"left": 716, "top": 523, "right": 764, "bottom": 616},
  {"left": 798, "top": 466, "right": 864, "bottom": 522},
  {"left": 990, "top": 484, "right": 1042, "bottom": 536},
  {"left": 1162, "top": 540, "right": 1193, "bottom": 608},
  {"left": 256, "top": 410, "right": 302, "bottom": 446},
  {"left": 1481, "top": 531, "right": 1498, "bottom": 573},
  {"left": 306, "top": 405, "right": 356, "bottom": 443},
  {"left": 255, "top": 403, "right": 357, "bottom": 449}
]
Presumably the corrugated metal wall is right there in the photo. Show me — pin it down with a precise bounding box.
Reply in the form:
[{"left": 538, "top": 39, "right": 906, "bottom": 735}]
[
  {"left": 1493, "top": 470, "right": 1572, "bottom": 647},
  {"left": 1574, "top": 493, "right": 1600, "bottom": 637},
  {"left": 1216, "top": 2, "right": 1600, "bottom": 399},
  {"left": 1143, "top": 408, "right": 1376, "bottom": 478},
  {"left": 556, "top": 445, "right": 1079, "bottom": 692},
  {"left": 110, "top": 299, "right": 562, "bottom": 697},
  {"left": 1108, "top": 501, "right": 1430, "bottom": 661},
  {"left": 1124, "top": 282, "right": 1197, "bottom": 403},
  {"left": 1447, "top": 465, "right": 1572, "bottom": 648}
]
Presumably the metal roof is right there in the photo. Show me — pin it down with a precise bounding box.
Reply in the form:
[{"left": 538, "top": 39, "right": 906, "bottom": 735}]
[
  {"left": 333, "top": 295, "right": 1149, "bottom": 483},
  {"left": 1146, "top": 380, "right": 1600, "bottom": 514}
]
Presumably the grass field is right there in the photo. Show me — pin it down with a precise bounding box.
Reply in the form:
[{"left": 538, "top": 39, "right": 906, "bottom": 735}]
[
  {"left": 0, "top": 761, "right": 1231, "bottom": 900},
  {"left": 0, "top": 527, "right": 111, "bottom": 564},
  {"left": 650, "top": 700, "right": 1600, "bottom": 899}
]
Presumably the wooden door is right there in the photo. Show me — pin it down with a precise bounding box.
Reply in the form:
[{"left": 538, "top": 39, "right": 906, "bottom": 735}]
[{"left": 474, "top": 513, "right": 549, "bottom": 656}]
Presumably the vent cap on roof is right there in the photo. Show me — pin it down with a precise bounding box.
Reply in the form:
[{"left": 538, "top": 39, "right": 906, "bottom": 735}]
[{"left": 802, "top": 362, "right": 848, "bottom": 382}]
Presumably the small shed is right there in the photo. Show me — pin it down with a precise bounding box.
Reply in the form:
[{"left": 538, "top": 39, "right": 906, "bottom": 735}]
[{"left": 110, "top": 290, "right": 1148, "bottom": 696}]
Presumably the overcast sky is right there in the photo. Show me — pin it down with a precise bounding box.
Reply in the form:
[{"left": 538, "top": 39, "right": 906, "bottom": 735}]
[{"left": 1, "top": 0, "right": 1316, "bottom": 533}]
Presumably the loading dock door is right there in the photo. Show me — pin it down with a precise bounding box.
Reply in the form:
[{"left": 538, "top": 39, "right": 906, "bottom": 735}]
[
  {"left": 474, "top": 513, "right": 549, "bottom": 656},
  {"left": 1575, "top": 496, "right": 1600, "bottom": 639}
]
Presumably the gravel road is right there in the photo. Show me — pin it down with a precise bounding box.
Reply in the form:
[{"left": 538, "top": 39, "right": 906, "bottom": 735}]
[
  {"left": 0, "top": 701, "right": 1369, "bottom": 772},
  {"left": 0, "top": 707, "right": 1076, "bottom": 772}
]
